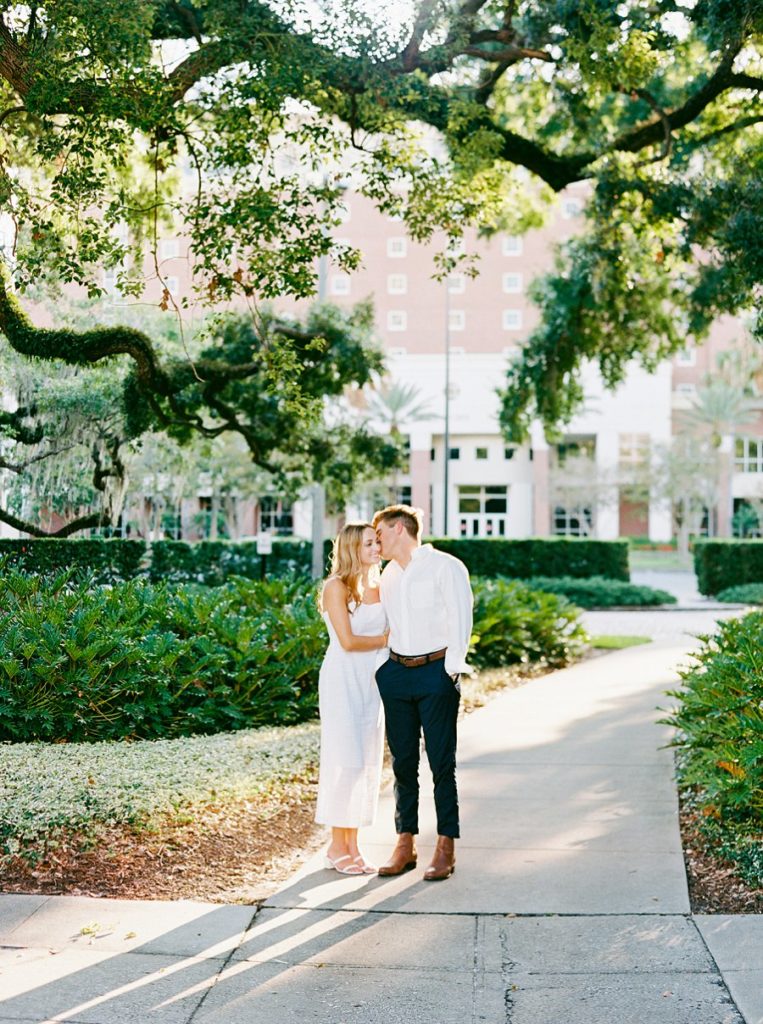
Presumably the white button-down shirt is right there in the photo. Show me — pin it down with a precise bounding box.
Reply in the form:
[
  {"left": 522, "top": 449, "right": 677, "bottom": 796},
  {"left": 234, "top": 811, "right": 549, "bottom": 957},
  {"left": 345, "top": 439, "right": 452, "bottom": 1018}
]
[{"left": 379, "top": 544, "right": 473, "bottom": 675}]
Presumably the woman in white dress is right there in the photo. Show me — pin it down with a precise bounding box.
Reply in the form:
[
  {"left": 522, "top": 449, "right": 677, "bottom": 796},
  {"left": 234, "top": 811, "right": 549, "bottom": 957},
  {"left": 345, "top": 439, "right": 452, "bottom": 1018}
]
[{"left": 316, "top": 522, "right": 388, "bottom": 875}]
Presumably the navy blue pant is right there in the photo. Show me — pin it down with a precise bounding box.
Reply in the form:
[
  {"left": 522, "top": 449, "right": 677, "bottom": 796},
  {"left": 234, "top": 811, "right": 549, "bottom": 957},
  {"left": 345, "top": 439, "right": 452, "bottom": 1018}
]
[{"left": 375, "top": 657, "right": 460, "bottom": 839}]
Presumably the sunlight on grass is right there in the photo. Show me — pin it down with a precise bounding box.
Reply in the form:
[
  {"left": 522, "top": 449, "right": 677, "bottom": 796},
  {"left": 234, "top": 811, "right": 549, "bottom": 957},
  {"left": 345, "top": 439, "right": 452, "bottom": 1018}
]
[{"left": 590, "top": 634, "right": 652, "bottom": 649}]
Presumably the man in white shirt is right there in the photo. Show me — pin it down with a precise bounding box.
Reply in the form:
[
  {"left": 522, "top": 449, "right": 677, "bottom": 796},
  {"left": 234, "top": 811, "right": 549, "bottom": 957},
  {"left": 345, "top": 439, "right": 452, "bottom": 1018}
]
[{"left": 372, "top": 504, "right": 473, "bottom": 881}]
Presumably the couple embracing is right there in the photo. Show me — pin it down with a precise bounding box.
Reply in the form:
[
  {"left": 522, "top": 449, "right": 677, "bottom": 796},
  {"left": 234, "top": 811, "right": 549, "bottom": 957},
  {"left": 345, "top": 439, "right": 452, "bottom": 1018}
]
[{"left": 315, "top": 504, "right": 473, "bottom": 881}]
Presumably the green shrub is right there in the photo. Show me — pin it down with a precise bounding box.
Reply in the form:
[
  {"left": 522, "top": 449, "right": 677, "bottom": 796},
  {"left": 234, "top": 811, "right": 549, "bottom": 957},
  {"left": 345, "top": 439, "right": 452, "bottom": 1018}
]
[
  {"left": 693, "top": 539, "right": 763, "bottom": 595},
  {"left": 0, "top": 569, "right": 324, "bottom": 742},
  {"left": 0, "top": 538, "right": 313, "bottom": 585},
  {"left": 523, "top": 575, "right": 676, "bottom": 608},
  {"left": 149, "top": 539, "right": 313, "bottom": 584},
  {"left": 662, "top": 612, "right": 763, "bottom": 887},
  {"left": 0, "top": 538, "right": 145, "bottom": 583},
  {"left": 430, "top": 537, "right": 629, "bottom": 580},
  {"left": 471, "top": 578, "right": 588, "bottom": 669},
  {"left": 0, "top": 566, "right": 588, "bottom": 742},
  {"left": 716, "top": 583, "right": 763, "bottom": 604},
  {"left": 0, "top": 724, "right": 320, "bottom": 863}
]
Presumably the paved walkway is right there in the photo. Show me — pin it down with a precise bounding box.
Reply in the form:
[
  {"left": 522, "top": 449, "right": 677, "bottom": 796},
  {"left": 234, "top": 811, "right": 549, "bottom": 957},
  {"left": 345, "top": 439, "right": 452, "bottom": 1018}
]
[{"left": 1, "top": 603, "right": 761, "bottom": 1023}]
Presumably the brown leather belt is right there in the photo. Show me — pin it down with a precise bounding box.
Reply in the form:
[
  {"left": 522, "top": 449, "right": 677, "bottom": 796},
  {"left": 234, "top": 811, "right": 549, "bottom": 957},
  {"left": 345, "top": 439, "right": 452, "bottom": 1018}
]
[{"left": 389, "top": 648, "right": 447, "bottom": 668}]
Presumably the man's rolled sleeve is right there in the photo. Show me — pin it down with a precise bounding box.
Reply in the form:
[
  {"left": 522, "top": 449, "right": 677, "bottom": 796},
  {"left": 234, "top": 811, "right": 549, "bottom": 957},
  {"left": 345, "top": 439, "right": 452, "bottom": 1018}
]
[{"left": 442, "top": 559, "right": 473, "bottom": 676}]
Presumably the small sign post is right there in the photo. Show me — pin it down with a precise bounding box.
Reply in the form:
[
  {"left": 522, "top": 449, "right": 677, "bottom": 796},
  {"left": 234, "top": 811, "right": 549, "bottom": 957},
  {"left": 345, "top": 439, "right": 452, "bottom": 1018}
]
[{"left": 256, "top": 531, "right": 273, "bottom": 580}]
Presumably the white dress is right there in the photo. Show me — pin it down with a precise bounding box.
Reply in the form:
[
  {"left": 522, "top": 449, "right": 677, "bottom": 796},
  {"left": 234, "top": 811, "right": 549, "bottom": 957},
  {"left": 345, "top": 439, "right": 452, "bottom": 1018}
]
[{"left": 314, "top": 600, "right": 386, "bottom": 828}]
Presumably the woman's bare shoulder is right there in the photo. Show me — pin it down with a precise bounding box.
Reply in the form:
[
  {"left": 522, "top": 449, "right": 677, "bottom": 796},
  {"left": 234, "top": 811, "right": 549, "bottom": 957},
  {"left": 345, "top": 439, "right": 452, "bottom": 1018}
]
[{"left": 323, "top": 576, "right": 348, "bottom": 596}]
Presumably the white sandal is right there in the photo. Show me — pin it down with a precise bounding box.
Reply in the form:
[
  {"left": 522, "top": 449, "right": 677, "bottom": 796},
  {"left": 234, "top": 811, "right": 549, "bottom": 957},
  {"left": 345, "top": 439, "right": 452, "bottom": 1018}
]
[
  {"left": 324, "top": 853, "right": 365, "bottom": 875},
  {"left": 353, "top": 856, "right": 377, "bottom": 875}
]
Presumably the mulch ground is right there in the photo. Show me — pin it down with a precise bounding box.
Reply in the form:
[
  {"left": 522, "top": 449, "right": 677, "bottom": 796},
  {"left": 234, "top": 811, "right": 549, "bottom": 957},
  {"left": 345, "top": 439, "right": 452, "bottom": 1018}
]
[
  {"left": 0, "top": 788, "right": 325, "bottom": 905},
  {"left": 678, "top": 805, "right": 763, "bottom": 914}
]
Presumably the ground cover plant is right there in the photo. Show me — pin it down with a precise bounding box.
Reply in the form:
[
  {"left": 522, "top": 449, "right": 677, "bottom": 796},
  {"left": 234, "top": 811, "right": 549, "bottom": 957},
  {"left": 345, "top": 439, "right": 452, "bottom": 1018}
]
[
  {"left": 0, "top": 724, "right": 320, "bottom": 867},
  {"left": 521, "top": 575, "right": 676, "bottom": 608},
  {"left": 663, "top": 612, "right": 763, "bottom": 890},
  {"left": 716, "top": 583, "right": 763, "bottom": 605}
]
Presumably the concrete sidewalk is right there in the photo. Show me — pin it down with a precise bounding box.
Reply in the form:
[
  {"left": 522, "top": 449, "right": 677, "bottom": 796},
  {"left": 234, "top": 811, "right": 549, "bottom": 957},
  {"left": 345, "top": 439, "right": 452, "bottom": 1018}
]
[{"left": 1, "top": 622, "right": 761, "bottom": 1023}]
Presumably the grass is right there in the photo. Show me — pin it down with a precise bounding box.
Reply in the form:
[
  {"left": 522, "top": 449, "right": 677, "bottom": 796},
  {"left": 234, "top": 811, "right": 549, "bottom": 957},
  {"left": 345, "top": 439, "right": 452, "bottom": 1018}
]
[
  {"left": 628, "top": 549, "right": 693, "bottom": 572},
  {"left": 590, "top": 634, "right": 652, "bottom": 649}
]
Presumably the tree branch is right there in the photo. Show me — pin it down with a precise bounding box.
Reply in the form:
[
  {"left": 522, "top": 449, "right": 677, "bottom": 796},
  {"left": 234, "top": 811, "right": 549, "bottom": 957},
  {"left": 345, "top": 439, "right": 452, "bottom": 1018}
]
[
  {"left": 0, "top": 505, "right": 110, "bottom": 537},
  {"left": 0, "top": 444, "right": 75, "bottom": 474},
  {"left": 611, "top": 48, "right": 739, "bottom": 156},
  {"left": 401, "top": 1, "right": 439, "bottom": 72},
  {"left": 687, "top": 113, "right": 763, "bottom": 149}
]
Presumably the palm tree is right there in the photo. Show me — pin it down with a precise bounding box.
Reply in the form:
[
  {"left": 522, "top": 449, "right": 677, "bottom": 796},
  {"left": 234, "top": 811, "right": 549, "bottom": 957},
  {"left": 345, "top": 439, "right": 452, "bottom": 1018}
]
[
  {"left": 683, "top": 379, "right": 757, "bottom": 449},
  {"left": 366, "top": 380, "right": 434, "bottom": 503},
  {"left": 681, "top": 372, "right": 758, "bottom": 536},
  {"left": 367, "top": 381, "right": 434, "bottom": 439}
]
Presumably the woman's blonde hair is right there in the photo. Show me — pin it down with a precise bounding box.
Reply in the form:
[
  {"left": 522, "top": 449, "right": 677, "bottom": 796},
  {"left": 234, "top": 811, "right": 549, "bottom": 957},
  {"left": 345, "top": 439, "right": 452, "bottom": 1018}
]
[{"left": 321, "top": 522, "right": 379, "bottom": 611}]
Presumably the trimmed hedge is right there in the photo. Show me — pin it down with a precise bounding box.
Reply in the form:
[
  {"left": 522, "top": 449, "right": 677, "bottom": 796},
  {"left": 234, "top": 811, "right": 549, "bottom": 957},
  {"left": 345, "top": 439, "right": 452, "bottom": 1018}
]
[
  {"left": 694, "top": 540, "right": 763, "bottom": 596},
  {"left": 662, "top": 612, "right": 763, "bottom": 888},
  {"left": 149, "top": 539, "right": 314, "bottom": 584},
  {"left": 0, "top": 538, "right": 313, "bottom": 585},
  {"left": 0, "top": 537, "right": 628, "bottom": 584},
  {"left": 522, "top": 575, "right": 677, "bottom": 608},
  {"left": 0, "top": 538, "right": 145, "bottom": 583},
  {"left": 429, "top": 538, "right": 629, "bottom": 581}
]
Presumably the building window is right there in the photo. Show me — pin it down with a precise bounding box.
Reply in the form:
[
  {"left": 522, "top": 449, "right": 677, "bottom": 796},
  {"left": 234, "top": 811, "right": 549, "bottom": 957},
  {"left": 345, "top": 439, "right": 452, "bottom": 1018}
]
[
  {"left": 562, "top": 198, "right": 583, "bottom": 219},
  {"left": 449, "top": 447, "right": 460, "bottom": 460},
  {"left": 330, "top": 274, "right": 351, "bottom": 295},
  {"left": 387, "top": 310, "right": 407, "bottom": 332},
  {"left": 259, "top": 496, "right": 293, "bottom": 535},
  {"left": 476, "top": 447, "right": 488, "bottom": 460},
  {"left": 457, "top": 485, "right": 508, "bottom": 537},
  {"left": 502, "top": 272, "right": 523, "bottom": 294},
  {"left": 430, "top": 447, "right": 436, "bottom": 461},
  {"left": 504, "top": 447, "right": 515, "bottom": 460},
  {"left": 448, "top": 273, "right": 465, "bottom": 294},
  {"left": 502, "top": 235, "right": 523, "bottom": 256},
  {"left": 618, "top": 433, "right": 650, "bottom": 466},
  {"left": 159, "top": 238, "right": 180, "bottom": 260},
  {"left": 553, "top": 505, "right": 592, "bottom": 537},
  {"left": 387, "top": 236, "right": 407, "bottom": 258},
  {"left": 103, "top": 267, "right": 119, "bottom": 293},
  {"left": 676, "top": 347, "right": 696, "bottom": 366},
  {"left": 394, "top": 485, "right": 412, "bottom": 505},
  {"left": 387, "top": 273, "right": 407, "bottom": 294},
  {"left": 448, "top": 309, "right": 465, "bottom": 332},
  {"left": 736, "top": 437, "right": 763, "bottom": 473},
  {"left": 502, "top": 309, "right": 523, "bottom": 331}
]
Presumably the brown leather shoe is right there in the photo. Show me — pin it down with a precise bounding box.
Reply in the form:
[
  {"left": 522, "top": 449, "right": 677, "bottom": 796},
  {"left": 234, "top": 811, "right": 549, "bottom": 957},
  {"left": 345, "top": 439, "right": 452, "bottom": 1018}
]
[
  {"left": 423, "top": 836, "right": 455, "bottom": 881},
  {"left": 377, "top": 833, "right": 417, "bottom": 876}
]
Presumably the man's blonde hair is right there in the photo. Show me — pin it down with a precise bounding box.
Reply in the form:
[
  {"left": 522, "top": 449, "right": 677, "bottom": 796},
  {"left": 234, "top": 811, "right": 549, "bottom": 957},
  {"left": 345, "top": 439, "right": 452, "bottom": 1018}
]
[{"left": 372, "top": 504, "right": 423, "bottom": 541}]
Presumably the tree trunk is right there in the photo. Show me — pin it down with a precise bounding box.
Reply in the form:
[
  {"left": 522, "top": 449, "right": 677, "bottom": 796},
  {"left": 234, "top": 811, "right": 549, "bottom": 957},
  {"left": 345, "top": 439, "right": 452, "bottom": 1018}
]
[{"left": 209, "top": 491, "right": 220, "bottom": 540}]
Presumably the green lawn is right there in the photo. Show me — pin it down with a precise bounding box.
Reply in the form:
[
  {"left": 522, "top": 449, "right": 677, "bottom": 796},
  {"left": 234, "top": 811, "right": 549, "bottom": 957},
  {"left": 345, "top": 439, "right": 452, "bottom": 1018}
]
[
  {"left": 628, "top": 549, "right": 693, "bottom": 572},
  {"left": 590, "top": 634, "right": 652, "bottom": 649}
]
